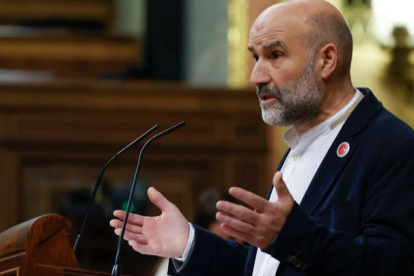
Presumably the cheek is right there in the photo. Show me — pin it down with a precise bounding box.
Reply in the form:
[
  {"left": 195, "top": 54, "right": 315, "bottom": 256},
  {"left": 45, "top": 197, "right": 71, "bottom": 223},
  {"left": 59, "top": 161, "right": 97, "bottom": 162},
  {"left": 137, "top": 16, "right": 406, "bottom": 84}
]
[
  {"left": 269, "top": 59, "right": 306, "bottom": 87},
  {"left": 269, "top": 69, "right": 299, "bottom": 88}
]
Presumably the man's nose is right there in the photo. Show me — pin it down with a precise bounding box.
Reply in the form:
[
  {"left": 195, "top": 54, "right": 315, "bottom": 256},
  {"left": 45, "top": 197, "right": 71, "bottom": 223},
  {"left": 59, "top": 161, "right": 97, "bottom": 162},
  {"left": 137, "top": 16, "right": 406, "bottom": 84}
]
[{"left": 250, "top": 60, "right": 271, "bottom": 87}]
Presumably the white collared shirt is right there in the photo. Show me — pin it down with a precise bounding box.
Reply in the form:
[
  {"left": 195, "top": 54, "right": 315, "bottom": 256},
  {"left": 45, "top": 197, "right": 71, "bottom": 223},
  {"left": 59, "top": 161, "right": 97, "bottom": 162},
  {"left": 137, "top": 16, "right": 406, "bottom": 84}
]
[{"left": 252, "top": 90, "right": 362, "bottom": 276}]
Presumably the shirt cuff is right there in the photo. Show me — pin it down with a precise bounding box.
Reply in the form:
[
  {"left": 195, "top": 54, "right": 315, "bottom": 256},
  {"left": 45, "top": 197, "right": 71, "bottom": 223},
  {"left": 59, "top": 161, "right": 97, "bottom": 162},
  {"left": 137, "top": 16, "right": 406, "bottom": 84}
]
[{"left": 174, "top": 222, "right": 195, "bottom": 262}]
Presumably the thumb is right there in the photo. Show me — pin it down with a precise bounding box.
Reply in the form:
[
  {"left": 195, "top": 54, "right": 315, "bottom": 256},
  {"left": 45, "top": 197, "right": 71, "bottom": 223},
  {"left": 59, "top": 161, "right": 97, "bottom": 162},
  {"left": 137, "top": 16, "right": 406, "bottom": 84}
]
[
  {"left": 273, "top": 171, "right": 291, "bottom": 201},
  {"left": 147, "top": 187, "right": 176, "bottom": 212}
]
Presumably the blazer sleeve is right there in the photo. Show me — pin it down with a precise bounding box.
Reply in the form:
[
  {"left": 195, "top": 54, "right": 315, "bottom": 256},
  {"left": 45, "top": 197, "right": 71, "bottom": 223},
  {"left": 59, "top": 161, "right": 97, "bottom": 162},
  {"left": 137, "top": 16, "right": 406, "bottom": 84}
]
[
  {"left": 264, "top": 139, "right": 414, "bottom": 275},
  {"left": 168, "top": 225, "right": 249, "bottom": 276}
]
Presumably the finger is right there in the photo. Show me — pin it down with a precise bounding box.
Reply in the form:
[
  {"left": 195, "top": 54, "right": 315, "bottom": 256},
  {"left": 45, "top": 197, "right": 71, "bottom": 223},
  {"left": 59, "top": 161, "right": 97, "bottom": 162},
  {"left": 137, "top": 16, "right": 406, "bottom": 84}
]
[
  {"left": 114, "top": 228, "right": 145, "bottom": 243},
  {"left": 113, "top": 210, "right": 126, "bottom": 218},
  {"left": 114, "top": 228, "right": 134, "bottom": 240},
  {"left": 228, "top": 187, "right": 268, "bottom": 212},
  {"left": 109, "top": 219, "right": 123, "bottom": 228},
  {"left": 220, "top": 223, "right": 255, "bottom": 245},
  {"left": 216, "top": 201, "right": 259, "bottom": 225},
  {"left": 216, "top": 211, "right": 256, "bottom": 234},
  {"left": 273, "top": 171, "right": 291, "bottom": 201},
  {"left": 110, "top": 219, "right": 143, "bottom": 234},
  {"left": 113, "top": 210, "right": 144, "bottom": 226},
  {"left": 147, "top": 187, "right": 176, "bottom": 212}
]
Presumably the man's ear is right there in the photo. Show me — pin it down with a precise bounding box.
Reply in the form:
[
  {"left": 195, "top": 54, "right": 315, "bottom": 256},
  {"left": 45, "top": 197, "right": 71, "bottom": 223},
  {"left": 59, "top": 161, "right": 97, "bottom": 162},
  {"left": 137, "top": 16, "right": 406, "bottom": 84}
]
[{"left": 318, "top": 44, "right": 338, "bottom": 79}]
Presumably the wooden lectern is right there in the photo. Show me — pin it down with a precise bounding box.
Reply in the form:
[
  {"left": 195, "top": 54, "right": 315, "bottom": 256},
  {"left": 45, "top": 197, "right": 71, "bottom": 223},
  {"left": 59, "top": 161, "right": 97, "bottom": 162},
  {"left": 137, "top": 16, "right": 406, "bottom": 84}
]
[{"left": 0, "top": 214, "right": 112, "bottom": 275}]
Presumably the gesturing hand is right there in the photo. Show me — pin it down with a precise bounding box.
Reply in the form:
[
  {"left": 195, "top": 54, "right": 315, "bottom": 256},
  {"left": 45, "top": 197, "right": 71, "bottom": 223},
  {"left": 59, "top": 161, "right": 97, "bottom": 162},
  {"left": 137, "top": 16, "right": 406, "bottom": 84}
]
[
  {"left": 109, "top": 187, "right": 189, "bottom": 258},
  {"left": 216, "top": 171, "right": 294, "bottom": 249}
]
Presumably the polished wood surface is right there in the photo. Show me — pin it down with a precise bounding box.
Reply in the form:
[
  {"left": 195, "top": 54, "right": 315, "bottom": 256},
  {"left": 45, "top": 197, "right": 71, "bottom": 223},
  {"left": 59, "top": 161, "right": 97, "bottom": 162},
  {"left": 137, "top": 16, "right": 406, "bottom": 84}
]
[
  {"left": 0, "top": 214, "right": 128, "bottom": 275},
  {"left": 0, "top": 27, "right": 141, "bottom": 78},
  {"left": 0, "top": 0, "right": 115, "bottom": 30}
]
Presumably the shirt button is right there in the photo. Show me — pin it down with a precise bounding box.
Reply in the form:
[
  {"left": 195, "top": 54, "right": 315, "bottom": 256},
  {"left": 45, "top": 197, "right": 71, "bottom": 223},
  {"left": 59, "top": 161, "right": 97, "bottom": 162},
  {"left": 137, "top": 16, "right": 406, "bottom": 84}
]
[{"left": 291, "top": 155, "right": 299, "bottom": 161}]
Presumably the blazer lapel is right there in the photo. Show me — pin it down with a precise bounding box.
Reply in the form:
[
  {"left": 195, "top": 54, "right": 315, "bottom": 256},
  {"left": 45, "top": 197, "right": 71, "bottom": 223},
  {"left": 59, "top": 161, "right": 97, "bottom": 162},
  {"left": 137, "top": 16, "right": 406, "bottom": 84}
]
[
  {"left": 300, "top": 135, "right": 359, "bottom": 215},
  {"left": 300, "top": 88, "right": 382, "bottom": 215},
  {"left": 266, "top": 149, "right": 291, "bottom": 199},
  {"left": 244, "top": 246, "right": 258, "bottom": 276}
]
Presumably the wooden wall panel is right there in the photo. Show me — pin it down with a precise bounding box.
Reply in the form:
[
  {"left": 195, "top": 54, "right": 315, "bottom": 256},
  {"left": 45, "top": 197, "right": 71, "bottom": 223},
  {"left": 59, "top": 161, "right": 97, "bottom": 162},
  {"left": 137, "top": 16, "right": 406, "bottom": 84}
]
[
  {"left": 0, "top": 79, "right": 271, "bottom": 274},
  {"left": 0, "top": 32, "right": 141, "bottom": 78},
  {"left": 0, "top": 0, "right": 115, "bottom": 30},
  {"left": 0, "top": 80, "right": 269, "bottom": 234}
]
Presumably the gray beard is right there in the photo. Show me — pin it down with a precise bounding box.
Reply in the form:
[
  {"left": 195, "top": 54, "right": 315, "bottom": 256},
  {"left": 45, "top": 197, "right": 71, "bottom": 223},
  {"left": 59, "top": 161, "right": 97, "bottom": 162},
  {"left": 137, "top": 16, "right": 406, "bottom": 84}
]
[{"left": 257, "top": 56, "right": 323, "bottom": 126}]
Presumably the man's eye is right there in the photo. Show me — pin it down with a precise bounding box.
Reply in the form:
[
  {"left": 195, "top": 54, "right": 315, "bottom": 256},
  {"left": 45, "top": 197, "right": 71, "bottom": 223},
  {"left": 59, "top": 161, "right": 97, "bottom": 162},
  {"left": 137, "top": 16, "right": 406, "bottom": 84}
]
[{"left": 273, "top": 52, "right": 282, "bottom": 59}]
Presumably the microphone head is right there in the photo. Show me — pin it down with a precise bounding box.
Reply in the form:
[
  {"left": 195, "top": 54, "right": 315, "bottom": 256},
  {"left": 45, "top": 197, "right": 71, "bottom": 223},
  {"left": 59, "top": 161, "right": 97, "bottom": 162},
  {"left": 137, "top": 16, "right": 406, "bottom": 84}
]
[{"left": 153, "top": 121, "right": 186, "bottom": 140}]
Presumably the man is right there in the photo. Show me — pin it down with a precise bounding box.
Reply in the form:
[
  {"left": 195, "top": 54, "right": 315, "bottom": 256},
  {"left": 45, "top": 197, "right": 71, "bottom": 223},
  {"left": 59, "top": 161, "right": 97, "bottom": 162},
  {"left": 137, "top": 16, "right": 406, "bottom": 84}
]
[{"left": 110, "top": 0, "right": 414, "bottom": 275}]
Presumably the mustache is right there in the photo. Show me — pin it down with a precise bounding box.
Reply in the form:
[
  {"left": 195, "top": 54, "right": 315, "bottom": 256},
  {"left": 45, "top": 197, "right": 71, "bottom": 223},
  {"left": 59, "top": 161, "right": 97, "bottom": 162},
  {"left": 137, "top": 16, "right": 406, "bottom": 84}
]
[{"left": 256, "top": 85, "right": 282, "bottom": 100}]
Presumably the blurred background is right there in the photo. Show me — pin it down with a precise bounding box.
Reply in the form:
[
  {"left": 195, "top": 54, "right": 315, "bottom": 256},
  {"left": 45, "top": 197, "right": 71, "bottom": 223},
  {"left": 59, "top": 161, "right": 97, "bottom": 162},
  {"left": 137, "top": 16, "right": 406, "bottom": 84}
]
[{"left": 0, "top": 0, "right": 412, "bottom": 275}]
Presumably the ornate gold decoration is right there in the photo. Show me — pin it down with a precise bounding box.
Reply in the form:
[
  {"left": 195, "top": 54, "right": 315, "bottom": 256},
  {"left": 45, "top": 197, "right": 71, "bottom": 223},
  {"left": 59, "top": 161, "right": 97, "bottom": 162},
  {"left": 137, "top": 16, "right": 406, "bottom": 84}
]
[
  {"left": 342, "top": 0, "right": 373, "bottom": 43},
  {"left": 227, "top": 0, "right": 249, "bottom": 88}
]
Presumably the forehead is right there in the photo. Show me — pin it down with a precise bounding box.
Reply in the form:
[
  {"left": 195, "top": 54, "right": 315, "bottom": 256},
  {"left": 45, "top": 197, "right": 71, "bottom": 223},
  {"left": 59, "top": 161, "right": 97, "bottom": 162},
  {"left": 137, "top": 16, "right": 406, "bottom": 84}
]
[{"left": 248, "top": 7, "right": 307, "bottom": 49}]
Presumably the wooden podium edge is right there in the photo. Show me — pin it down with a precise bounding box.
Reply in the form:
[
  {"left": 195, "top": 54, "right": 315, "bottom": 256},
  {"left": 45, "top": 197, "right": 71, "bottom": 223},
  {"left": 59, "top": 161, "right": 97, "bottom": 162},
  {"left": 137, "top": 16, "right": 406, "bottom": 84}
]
[
  {"left": 0, "top": 267, "right": 19, "bottom": 276},
  {"left": 37, "top": 264, "right": 112, "bottom": 276},
  {"left": 0, "top": 214, "right": 129, "bottom": 275}
]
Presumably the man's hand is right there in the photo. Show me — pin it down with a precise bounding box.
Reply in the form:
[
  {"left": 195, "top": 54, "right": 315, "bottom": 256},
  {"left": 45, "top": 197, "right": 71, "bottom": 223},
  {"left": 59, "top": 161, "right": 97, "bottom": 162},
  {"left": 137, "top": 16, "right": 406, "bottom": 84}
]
[
  {"left": 216, "top": 171, "right": 294, "bottom": 249},
  {"left": 109, "top": 187, "right": 189, "bottom": 258}
]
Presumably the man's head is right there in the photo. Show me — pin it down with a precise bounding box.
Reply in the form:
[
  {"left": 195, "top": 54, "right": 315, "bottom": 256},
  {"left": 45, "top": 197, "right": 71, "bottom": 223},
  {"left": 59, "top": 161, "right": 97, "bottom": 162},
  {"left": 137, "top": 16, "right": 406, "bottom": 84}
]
[{"left": 248, "top": 0, "right": 353, "bottom": 128}]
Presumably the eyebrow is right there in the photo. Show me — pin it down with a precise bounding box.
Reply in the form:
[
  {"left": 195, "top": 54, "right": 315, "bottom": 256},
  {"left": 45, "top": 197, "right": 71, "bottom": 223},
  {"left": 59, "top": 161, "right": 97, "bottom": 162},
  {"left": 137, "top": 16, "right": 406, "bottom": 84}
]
[
  {"left": 248, "top": 40, "right": 287, "bottom": 53},
  {"left": 263, "top": 40, "right": 286, "bottom": 50}
]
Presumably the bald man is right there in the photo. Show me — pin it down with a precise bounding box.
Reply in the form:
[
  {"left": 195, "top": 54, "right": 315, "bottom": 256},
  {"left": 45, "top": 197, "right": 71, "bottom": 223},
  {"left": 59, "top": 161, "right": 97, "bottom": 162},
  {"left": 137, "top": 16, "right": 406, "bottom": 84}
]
[{"left": 110, "top": 1, "right": 414, "bottom": 275}]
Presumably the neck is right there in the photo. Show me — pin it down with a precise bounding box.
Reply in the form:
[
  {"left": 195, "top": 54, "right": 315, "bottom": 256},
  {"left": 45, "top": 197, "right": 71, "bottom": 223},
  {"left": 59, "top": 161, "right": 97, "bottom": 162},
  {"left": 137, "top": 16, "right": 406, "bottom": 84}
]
[{"left": 294, "top": 85, "right": 355, "bottom": 136}]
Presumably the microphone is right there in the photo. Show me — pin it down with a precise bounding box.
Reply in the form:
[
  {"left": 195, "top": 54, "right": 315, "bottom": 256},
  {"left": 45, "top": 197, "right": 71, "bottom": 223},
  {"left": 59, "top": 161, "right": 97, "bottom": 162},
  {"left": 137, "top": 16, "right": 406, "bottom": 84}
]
[
  {"left": 111, "top": 121, "right": 186, "bottom": 276},
  {"left": 72, "top": 124, "right": 159, "bottom": 253}
]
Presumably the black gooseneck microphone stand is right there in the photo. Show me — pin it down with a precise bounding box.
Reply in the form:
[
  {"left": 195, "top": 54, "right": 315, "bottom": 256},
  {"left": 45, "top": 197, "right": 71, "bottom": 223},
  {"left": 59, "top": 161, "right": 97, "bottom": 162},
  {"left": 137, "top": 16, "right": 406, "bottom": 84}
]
[
  {"left": 111, "top": 121, "right": 185, "bottom": 276},
  {"left": 72, "top": 124, "right": 159, "bottom": 253}
]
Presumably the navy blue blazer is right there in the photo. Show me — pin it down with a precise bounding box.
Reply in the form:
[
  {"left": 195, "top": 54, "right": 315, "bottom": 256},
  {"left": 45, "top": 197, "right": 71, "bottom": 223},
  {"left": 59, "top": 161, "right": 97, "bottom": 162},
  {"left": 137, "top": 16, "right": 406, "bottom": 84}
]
[{"left": 169, "top": 88, "right": 414, "bottom": 276}]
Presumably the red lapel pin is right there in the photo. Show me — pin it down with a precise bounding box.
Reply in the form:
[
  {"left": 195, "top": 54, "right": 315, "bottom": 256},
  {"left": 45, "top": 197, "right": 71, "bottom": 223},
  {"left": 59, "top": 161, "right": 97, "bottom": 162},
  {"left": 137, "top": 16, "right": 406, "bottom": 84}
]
[{"left": 337, "top": 142, "right": 350, "bottom": 158}]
